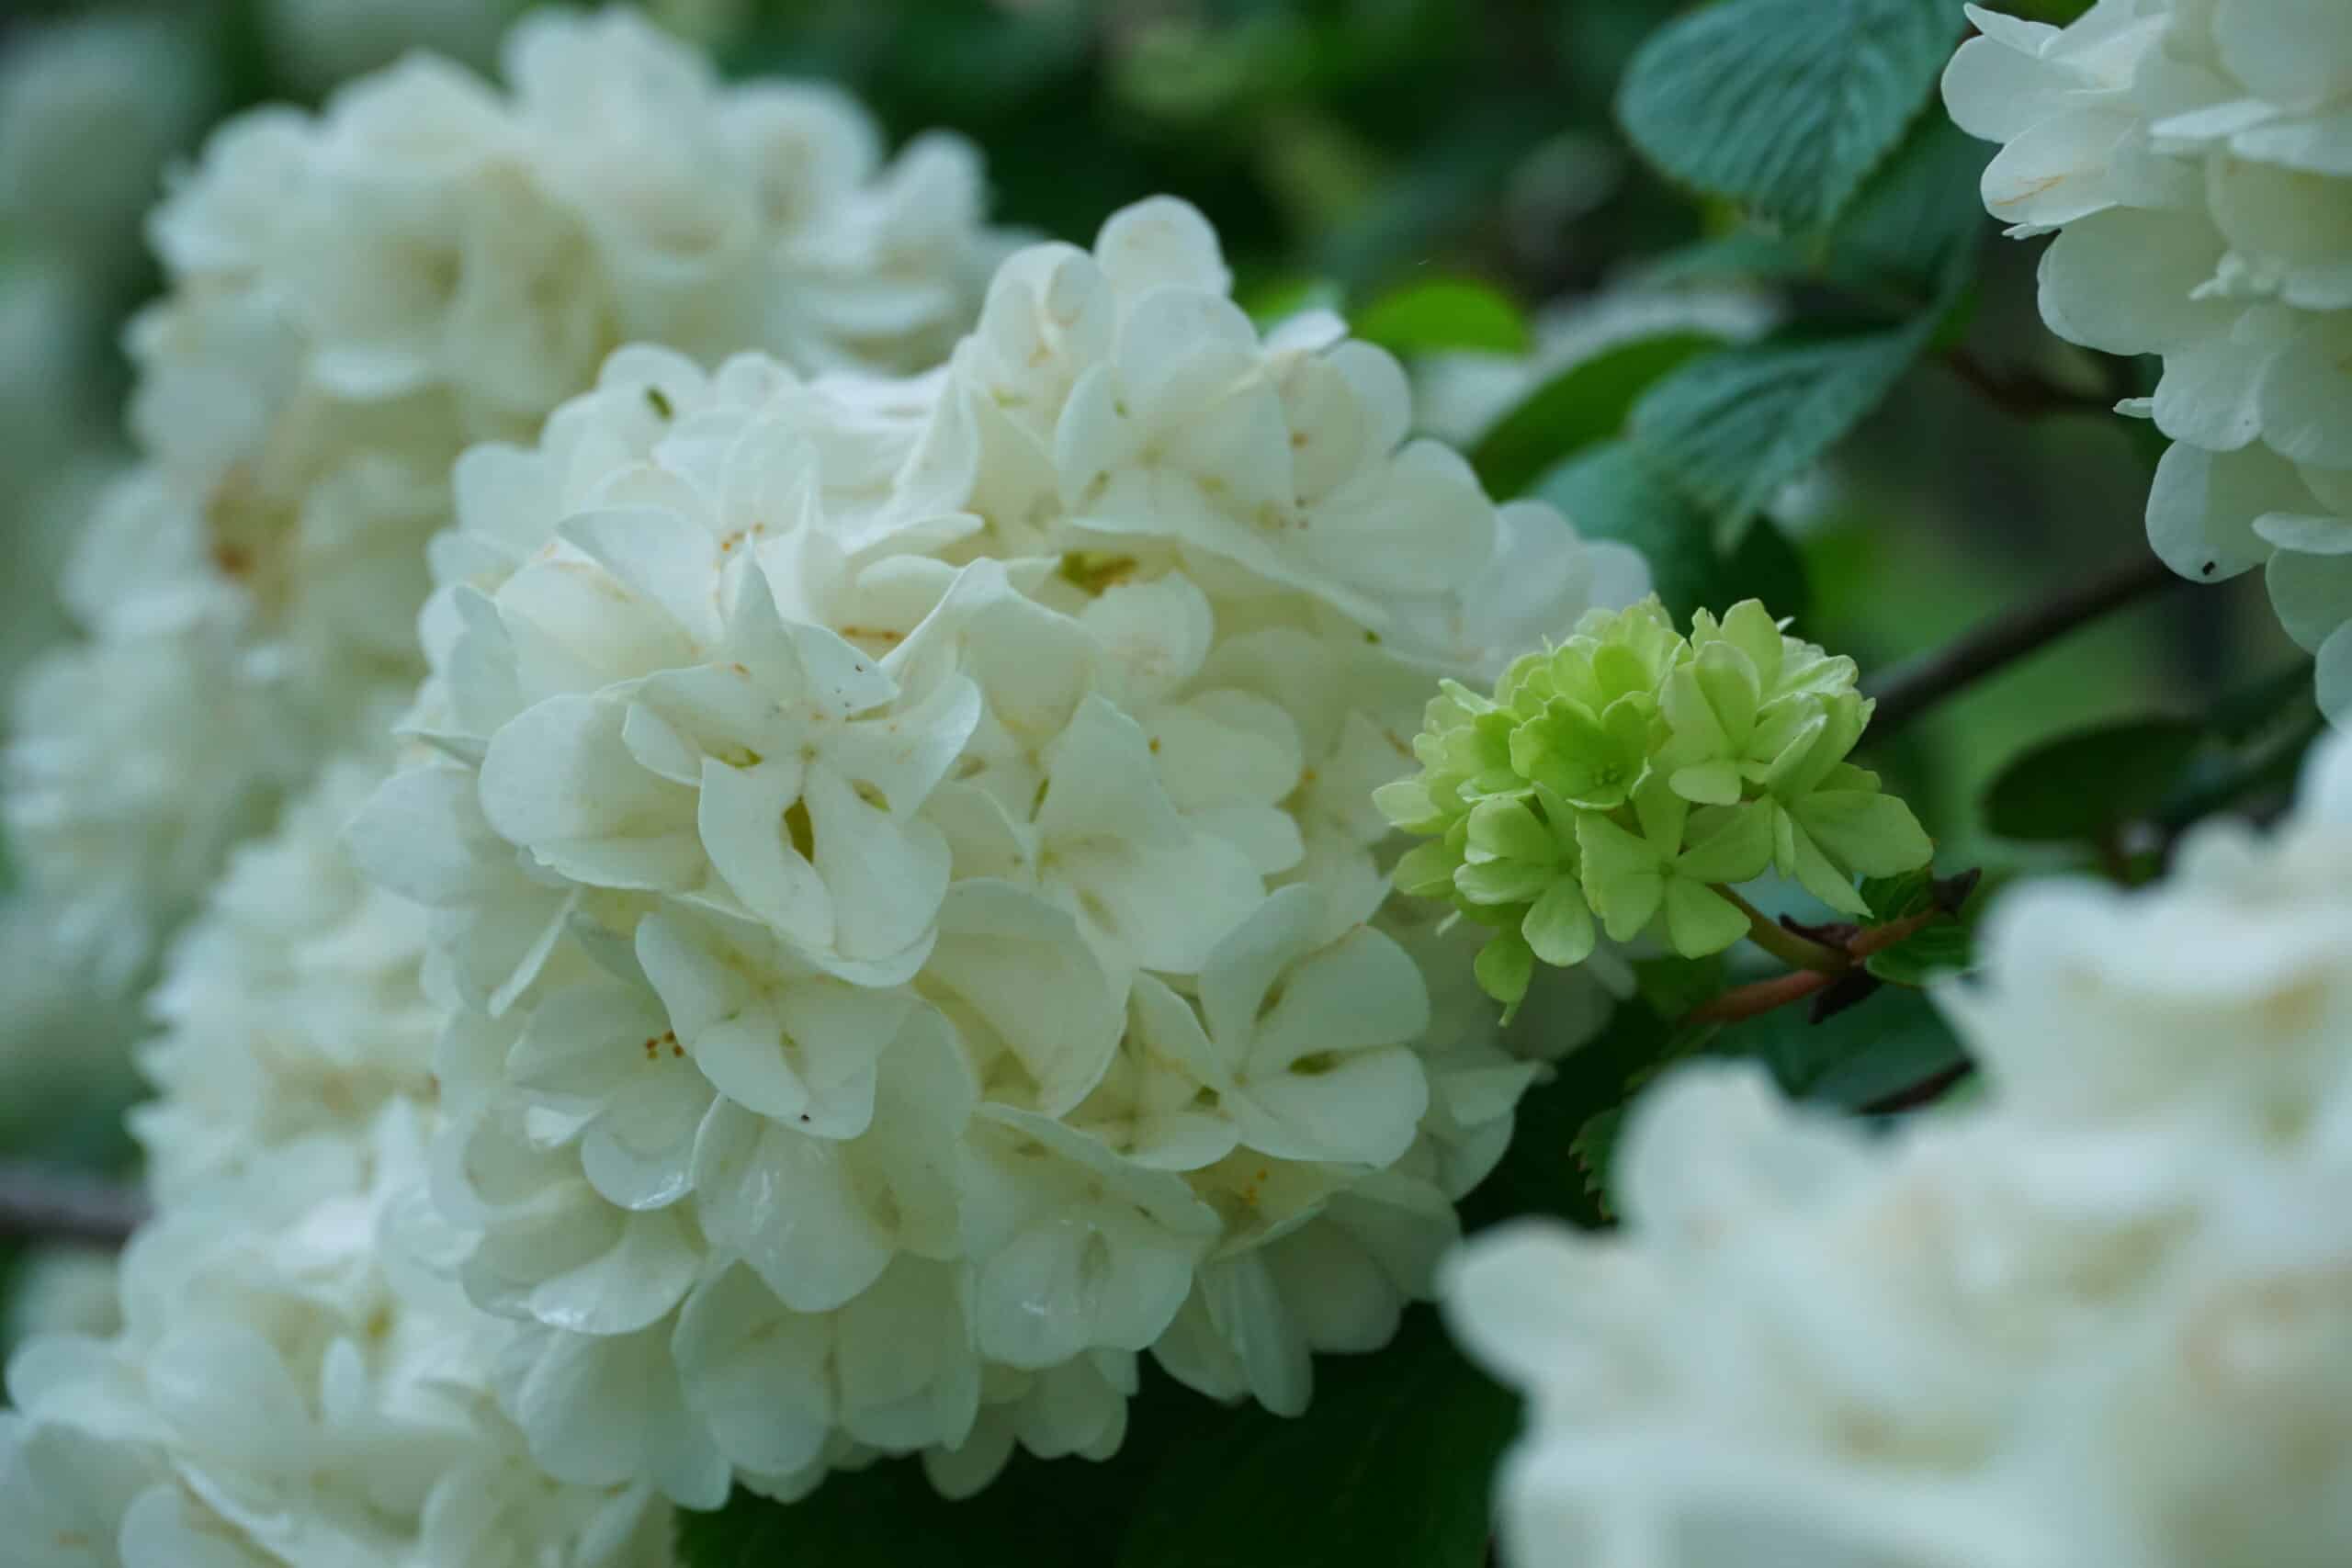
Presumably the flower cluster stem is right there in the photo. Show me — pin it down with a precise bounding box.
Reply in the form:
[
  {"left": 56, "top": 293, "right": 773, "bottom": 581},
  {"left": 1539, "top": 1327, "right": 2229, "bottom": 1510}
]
[
  {"left": 0, "top": 1161, "right": 146, "bottom": 1247},
  {"left": 1713, "top": 886, "right": 1851, "bottom": 975}
]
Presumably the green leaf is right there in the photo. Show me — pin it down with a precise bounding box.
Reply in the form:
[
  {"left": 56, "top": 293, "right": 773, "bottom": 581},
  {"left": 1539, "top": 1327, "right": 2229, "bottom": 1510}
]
[
  {"left": 1616, "top": 0, "right": 1965, "bottom": 231},
  {"left": 1826, "top": 117, "right": 1993, "bottom": 304},
  {"left": 1864, "top": 919, "right": 1976, "bottom": 987},
  {"left": 1351, "top": 277, "right": 1530, "bottom": 356},
  {"left": 1724, "top": 985, "right": 1967, "bottom": 1111},
  {"left": 1570, "top": 1106, "right": 1626, "bottom": 1217},
  {"left": 1858, "top": 867, "right": 1936, "bottom": 923},
  {"left": 1983, "top": 717, "right": 2206, "bottom": 843},
  {"left": 1632, "top": 953, "right": 1728, "bottom": 1020},
  {"left": 1117, "top": 1315, "right": 1514, "bottom": 1568},
  {"left": 1534, "top": 442, "right": 1809, "bottom": 625},
  {"left": 1629, "top": 320, "right": 1936, "bottom": 541},
  {"left": 1471, "top": 332, "right": 1723, "bottom": 500}
]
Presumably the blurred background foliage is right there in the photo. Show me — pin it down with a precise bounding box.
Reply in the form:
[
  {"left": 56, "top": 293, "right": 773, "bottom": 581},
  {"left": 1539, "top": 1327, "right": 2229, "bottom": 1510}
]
[{"left": 0, "top": 0, "right": 2308, "bottom": 1382}]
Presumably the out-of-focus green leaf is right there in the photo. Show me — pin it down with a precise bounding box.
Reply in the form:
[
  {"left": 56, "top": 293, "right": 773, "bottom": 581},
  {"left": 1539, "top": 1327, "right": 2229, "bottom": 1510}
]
[
  {"left": 1724, "top": 985, "right": 1968, "bottom": 1110},
  {"left": 1473, "top": 332, "right": 1722, "bottom": 500},
  {"left": 1117, "top": 1316, "right": 1512, "bottom": 1568},
  {"left": 1570, "top": 1105, "right": 1626, "bottom": 1217},
  {"left": 1537, "top": 442, "right": 1810, "bottom": 625},
  {"left": 1242, "top": 275, "right": 1346, "bottom": 330},
  {"left": 1629, "top": 320, "right": 1935, "bottom": 542},
  {"left": 1351, "top": 278, "right": 1529, "bottom": 356},
  {"left": 679, "top": 1371, "right": 1220, "bottom": 1568},
  {"left": 1616, "top": 0, "right": 1964, "bottom": 231},
  {"left": 1863, "top": 919, "right": 1976, "bottom": 987},
  {"left": 1983, "top": 717, "right": 2205, "bottom": 842}
]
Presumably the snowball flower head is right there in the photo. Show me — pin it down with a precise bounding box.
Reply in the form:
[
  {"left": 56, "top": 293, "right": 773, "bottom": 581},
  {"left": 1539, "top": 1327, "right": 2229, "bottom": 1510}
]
[
  {"left": 6, "top": 6, "right": 1000, "bottom": 988},
  {"left": 1445, "top": 730, "right": 2352, "bottom": 1568},
  {"left": 0, "top": 1103, "right": 673, "bottom": 1568},
  {"left": 1380, "top": 597, "right": 1929, "bottom": 1010},
  {"left": 131, "top": 753, "right": 441, "bottom": 1195},
  {"left": 1947, "top": 1, "right": 2352, "bottom": 719},
  {"left": 348, "top": 195, "right": 1648, "bottom": 1506}
]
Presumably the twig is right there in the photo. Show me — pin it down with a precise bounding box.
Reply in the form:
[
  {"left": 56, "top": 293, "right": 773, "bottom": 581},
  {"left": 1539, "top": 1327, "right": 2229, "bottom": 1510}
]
[
  {"left": 1686, "top": 968, "right": 1834, "bottom": 1024},
  {"left": 1865, "top": 552, "right": 2182, "bottom": 735},
  {"left": 1713, "top": 886, "right": 1852, "bottom": 974},
  {"left": 0, "top": 1162, "right": 147, "bottom": 1248},
  {"left": 1940, "top": 349, "right": 2120, "bottom": 421},
  {"left": 1861, "top": 1060, "right": 1974, "bottom": 1115}
]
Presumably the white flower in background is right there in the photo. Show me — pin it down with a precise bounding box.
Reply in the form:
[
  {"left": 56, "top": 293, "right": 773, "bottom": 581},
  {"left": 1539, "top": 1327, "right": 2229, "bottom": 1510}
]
[
  {"left": 1946, "top": 1, "right": 2352, "bottom": 719},
  {"left": 132, "top": 755, "right": 440, "bottom": 1196},
  {"left": 3, "top": 561, "right": 314, "bottom": 993},
  {"left": 1446, "top": 732, "right": 2352, "bottom": 1568},
  {"left": 0, "top": 10, "right": 215, "bottom": 273},
  {"left": 3, "top": 6, "right": 1000, "bottom": 992},
  {"left": 346, "top": 195, "right": 1648, "bottom": 1506},
  {"left": 0, "top": 1104, "right": 673, "bottom": 1568},
  {"left": 2, "top": 1250, "right": 120, "bottom": 1349}
]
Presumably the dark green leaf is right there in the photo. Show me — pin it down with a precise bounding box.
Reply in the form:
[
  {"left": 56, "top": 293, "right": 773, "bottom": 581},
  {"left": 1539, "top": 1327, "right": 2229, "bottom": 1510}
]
[
  {"left": 1632, "top": 953, "right": 1727, "bottom": 1020},
  {"left": 1616, "top": 0, "right": 1964, "bottom": 231},
  {"left": 1724, "top": 985, "right": 1968, "bottom": 1111},
  {"left": 1352, "top": 278, "right": 1530, "bottom": 356},
  {"left": 1570, "top": 1106, "right": 1626, "bottom": 1218},
  {"left": 1826, "top": 116, "right": 1993, "bottom": 304},
  {"left": 1534, "top": 442, "right": 1809, "bottom": 624},
  {"left": 1117, "top": 1316, "right": 1513, "bottom": 1568},
  {"left": 1629, "top": 320, "right": 1935, "bottom": 542},
  {"left": 1472, "top": 332, "right": 1722, "bottom": 501},
  {"left": 1983, "top": 717, "right": 2205, "bottom": 842},
  {"left": 1858, "top": 867, "right": 1937, "bottom": 923},
  {"left": 1863, "top": 919, "right": 1976, "bottom": 987},
  {"left": 680, "top": 1372, "right": 1222, "bottom": 1568}
]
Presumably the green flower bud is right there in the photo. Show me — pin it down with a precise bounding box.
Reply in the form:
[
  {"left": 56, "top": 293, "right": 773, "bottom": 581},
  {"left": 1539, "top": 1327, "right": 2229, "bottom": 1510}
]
[{"left": 1378, "top": 596, "right": 1933, "bottom": 1005}]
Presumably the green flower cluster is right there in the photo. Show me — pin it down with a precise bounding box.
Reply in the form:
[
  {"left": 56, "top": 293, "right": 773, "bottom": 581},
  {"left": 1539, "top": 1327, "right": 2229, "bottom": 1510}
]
[{"left": 1376, "top": 599, "right": 1932, "bottom": 1011}]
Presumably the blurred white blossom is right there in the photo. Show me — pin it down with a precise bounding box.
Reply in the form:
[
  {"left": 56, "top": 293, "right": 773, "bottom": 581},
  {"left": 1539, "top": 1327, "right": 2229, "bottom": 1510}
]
[{"left": 1448, "top": 729, "right": 2352, "bottom": 1568}]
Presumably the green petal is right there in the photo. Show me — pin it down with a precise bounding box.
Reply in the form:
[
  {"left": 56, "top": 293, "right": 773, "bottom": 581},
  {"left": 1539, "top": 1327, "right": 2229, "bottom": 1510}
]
[
  {"left": 1372, "top": 777, "right": 1446, "bottom": 832},
  {"left": 1393, "top": 839, "right": 1463, "bottom": 898},
  {"left": 1575, "top": 812, "right": 1666, "bottom": 941},
  {"left": 1466, "top": 796, "right": 1555, "bottom": 865},
  {"left": 1791, "top": 789, "right": 1933, "bottom": 877},
  {"left": 1522, "top": 879, "right": 1597, "bottom": 966},
  {"left": 1661, "top": 877, "right": 1751, "bottom": 957},
  {"left": 1455, "top": 858, "right": 1552, "bottom": 907},
  {"left": 1668, "top": 761, "right": 1744, "bottom": 807},
  {"left": 1475, "top": 931, "right": 1536, "bottom": 1011},
  {"left": 1673, "top": 802, "right": 1774, "bottom": 885}
]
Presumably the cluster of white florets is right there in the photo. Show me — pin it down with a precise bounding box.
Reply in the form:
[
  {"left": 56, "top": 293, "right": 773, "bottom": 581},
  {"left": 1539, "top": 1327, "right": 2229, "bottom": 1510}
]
[
  {"left": 341, "top": 194, "right": 1645, "bottom": 1507},
  {"left": 3, "top": 6, "right": 998, "bottom": 988},
  {"left": 2, "top": 1103, "right": 675, "bottom": 1568},
  {"left": 1946, "top": 1, "right": 2352, "bottom": 718},
  {"left": 1448, "top": 729, "right": 2352, "bottom": 1568}
]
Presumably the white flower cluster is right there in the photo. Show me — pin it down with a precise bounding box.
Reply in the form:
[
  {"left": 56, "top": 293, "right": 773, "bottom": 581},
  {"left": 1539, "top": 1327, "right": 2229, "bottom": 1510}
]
[
  {"left": 1448, "top": 732, "right": 2352, "bottom": 1568},
  {"left": 4, "top": 6, "right": 997, "bottom": 988},
  {"left": 1945, "top": 1, "right": 2352, "bottom": 718},
  {"left": 2, "top": 1104, "right": 673, "bottom": 1568},
  {"left": 346, "top": 194, "right": 1645, "bottom": 1507},
  {"left": 130, "top": 756, "right": 441, "bottom": 1196}
]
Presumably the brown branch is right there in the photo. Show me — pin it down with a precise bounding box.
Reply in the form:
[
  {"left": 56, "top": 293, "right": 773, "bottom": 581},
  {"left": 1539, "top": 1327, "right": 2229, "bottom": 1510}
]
[
  {"left": 0, "top": 1163, "right": 147, "bottom": 1248},
  {"left": 1864, "top": 553, "right": 2182, "bottom": 736},
  {"left": 1685, "top": 968, "right": 1834, "bottom": 1024},
  {"left": 1939, "top": 349, "right": 2120, "bottom": 421}
]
